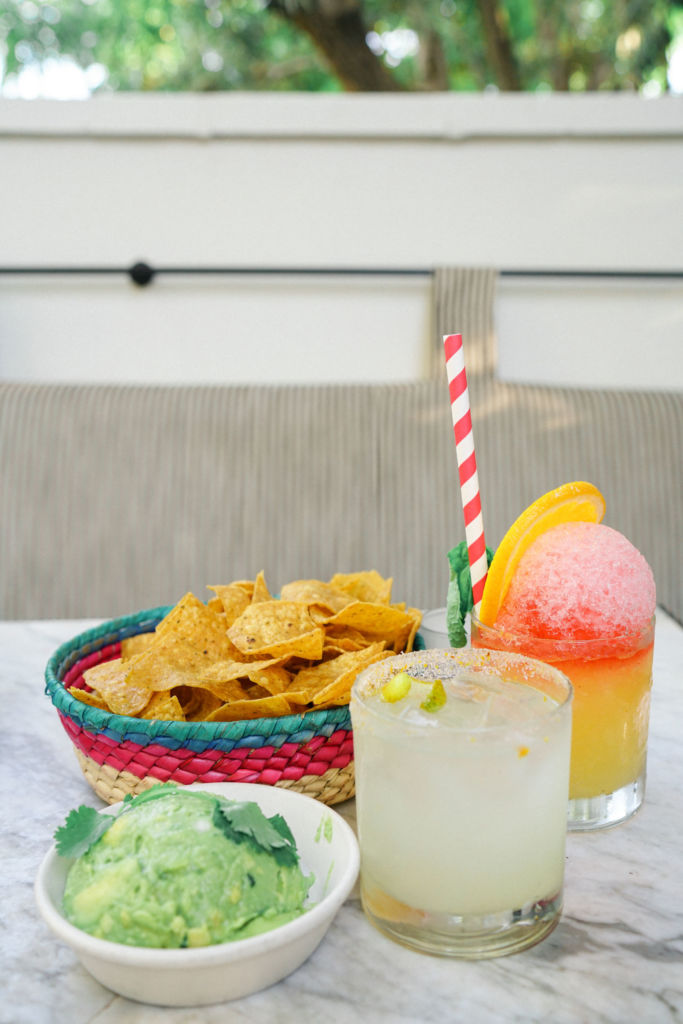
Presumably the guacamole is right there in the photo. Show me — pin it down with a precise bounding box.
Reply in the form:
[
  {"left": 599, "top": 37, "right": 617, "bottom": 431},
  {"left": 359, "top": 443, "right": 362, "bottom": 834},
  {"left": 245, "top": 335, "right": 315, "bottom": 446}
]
[{"left": 60, "top": 787, "right": 313, "bottom": 948}]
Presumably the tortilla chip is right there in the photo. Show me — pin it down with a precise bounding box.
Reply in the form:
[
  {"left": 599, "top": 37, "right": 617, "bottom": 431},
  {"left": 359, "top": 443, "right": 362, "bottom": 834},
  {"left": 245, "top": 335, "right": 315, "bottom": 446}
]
[
  {"left": 67, "top": 685, "right": 109, "bottom": 711},
  {"left": 173, "top": 685, "right": 224, "bottom": 721},
  {"left": 384, "top": 606, "right": 422, "bottom": 653},
  {"left": 321, "top": 601, "right": 413, "bottom": 645},
  {"left": 120, "top": 632, "right": 155, "bottom": 661},
  {"left": 231, "top": 580, "right": 255, "bottom": 598},
  {"left": 279, "top": 579, "right": 353, "bottom": 615},
  {"left": 201, "top": 678, "right": 253, "bottom": 703},
  {"left": 227, "top": 601, "right": 324, "bottom": 659},
  {"left": 206, "top": 694, "right": 293, "bottom": 722},
  {"left": 251, "top": 570, "right": 272, "bottom": 604},
  {"left": 284, "top": 643, "right": 387, "bottom": 707},
  {"left": 322, "top": 624, "right": 370, "bottom": 650},
  {"left": 155, "top": 592, "right": 234, "bottom": 660},
  {"left": 201, "top": 655, "right": 285, "bottom": 685},
  {"left": 82, "top": 658, "right": 151, "bottom": 717},
  {"left": 207, "top": 584, "right": 251, "bottom": 626},
  {"left": 126, "top": 634, "right": 218, "bottom": 694},
  {"left": 140, "top": 691, "right": 185, "bottom": 721},
  {"left": 328, "top": 570, "right": 393, "bottom": 605},
  {"left": 321, "top": 643, "right": 351, "bottom": 660},
  {"left": 310, "top": 644, "right": 391, "bottom": 705},
  {"left": 245, "top": 664, "right": 292, "bottom": 695}
]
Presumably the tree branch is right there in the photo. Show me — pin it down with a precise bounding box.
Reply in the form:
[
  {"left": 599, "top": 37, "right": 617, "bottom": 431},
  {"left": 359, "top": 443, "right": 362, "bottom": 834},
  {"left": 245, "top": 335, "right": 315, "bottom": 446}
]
[
  {"left": 418, "top": 29, "right": 449, "bottom": 91},
  {"left": 476, "top": 0, "right": 522, "bottom": 90},
  {"left": 268, "top": 0, "right": 404, "bottom": 91}
]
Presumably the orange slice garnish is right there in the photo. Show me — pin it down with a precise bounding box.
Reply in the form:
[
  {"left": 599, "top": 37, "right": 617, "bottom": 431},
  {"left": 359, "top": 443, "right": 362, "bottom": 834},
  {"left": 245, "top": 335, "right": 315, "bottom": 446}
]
[{"left": 478, "top": 481, "right": 605, "bottom": 626}]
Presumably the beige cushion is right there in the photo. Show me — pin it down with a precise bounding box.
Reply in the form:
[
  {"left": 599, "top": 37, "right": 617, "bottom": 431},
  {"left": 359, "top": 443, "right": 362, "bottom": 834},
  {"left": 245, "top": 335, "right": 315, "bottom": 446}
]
[
  {"left": 0, "top": 381, "right": 454, "bottom": 618},
  {"left": 1, "top": 374, "right": 680, "bottom": 622}
]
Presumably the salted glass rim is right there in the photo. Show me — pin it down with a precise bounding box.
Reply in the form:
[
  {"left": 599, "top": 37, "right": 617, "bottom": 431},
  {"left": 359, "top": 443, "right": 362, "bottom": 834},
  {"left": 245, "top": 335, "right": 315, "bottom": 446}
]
[{"left": 350, "top": 647, "right": 573, "bottom": 734}]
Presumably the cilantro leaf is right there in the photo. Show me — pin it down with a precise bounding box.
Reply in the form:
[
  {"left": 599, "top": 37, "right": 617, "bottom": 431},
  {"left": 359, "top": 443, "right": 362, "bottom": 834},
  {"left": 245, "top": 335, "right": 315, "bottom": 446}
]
[
  {"left": 54, "top": 805, "right": 116, "bottom": 859},
  {"left": 268, "top": 813, "right": 296, "bottom": 847},
  {"left": 213, "top": 798, "right": 299, "bottom": 867},
  {"left": 122, "top": 783, "right": 179, "bottom": 809}
]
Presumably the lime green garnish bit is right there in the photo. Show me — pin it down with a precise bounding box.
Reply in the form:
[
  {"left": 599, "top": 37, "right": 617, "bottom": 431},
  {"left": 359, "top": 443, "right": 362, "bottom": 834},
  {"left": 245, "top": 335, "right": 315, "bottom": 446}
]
[
  {"left": 381, "top": 671, "right": 413, "bottom": 703},
  {"left": 420, "top": 679, "right": 447, "bottom": 713}
]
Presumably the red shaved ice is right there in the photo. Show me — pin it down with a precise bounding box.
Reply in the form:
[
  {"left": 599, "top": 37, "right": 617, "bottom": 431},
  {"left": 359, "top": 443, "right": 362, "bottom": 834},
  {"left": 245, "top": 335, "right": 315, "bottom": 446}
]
[{"left": 495, "top": 522, "right": 656, "bottom": 642}]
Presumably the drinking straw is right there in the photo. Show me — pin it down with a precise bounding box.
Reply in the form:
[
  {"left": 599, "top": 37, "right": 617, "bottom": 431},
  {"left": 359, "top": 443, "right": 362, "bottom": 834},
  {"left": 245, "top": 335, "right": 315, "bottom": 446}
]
[{"left": 443, "top": 333, "right": 488, "bottom": 615}]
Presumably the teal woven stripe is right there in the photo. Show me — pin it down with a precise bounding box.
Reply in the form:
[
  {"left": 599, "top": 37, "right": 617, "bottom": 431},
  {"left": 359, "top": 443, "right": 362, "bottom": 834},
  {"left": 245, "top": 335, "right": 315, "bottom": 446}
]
[
  {"left": 50, "top": 606, "right": 172, "bottom": 684},
  {"left": 45, "top": 606, "right": 351, "bottom": 744}
]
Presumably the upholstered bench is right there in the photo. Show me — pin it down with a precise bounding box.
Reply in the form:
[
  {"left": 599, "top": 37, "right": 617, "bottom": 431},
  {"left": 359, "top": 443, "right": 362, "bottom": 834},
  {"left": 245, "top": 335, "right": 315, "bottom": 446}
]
[{"left": 1, "top": 372, "right": 680, "bottom": 621}]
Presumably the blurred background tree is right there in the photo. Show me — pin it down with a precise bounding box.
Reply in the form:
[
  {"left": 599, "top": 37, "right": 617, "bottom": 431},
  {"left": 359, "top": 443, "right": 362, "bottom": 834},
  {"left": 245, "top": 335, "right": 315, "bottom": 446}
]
[{"left": 0, "top": 0, "right": 680, "bottom": 95}]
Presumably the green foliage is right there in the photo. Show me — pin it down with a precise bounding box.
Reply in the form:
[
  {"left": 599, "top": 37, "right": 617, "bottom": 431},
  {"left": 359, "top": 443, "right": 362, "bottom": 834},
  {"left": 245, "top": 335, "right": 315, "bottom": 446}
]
[
  {"left": 1, "top": 0, "right": 335, "bottom": 92},
  {"left": 213, "top": 797, "right": 300, "bottom": 867},
  {"left": 54, "top": 783, "right": 301, "bottom": 867},
  {"left": 446, "top": 540, "right": 495, "bottom": 648},
  {"left": 0, "top": 0, "right": 677, "bottom": 93},
  {"left": 55, "top": 783, "right": 179, "bottom": 858},
  {"left": 54, "top": 804, "right": 116, "bottom": 858}
]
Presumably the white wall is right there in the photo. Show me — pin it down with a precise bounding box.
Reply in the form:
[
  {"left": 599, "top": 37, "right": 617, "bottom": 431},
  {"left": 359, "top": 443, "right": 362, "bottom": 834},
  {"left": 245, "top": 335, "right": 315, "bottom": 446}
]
[{"left": 1, "top": 94, "right": 681, "bottom": 388}]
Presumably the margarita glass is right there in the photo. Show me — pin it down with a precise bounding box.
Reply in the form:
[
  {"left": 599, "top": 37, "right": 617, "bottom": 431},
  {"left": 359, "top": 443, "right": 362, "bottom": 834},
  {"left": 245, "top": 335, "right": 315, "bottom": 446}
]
[{"left": 350, "top": 648, "right": 572, "bottom": 959}]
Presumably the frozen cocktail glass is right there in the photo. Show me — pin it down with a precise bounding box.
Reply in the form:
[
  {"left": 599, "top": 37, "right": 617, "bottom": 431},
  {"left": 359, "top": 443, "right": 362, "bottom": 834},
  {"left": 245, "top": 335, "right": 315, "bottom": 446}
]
[
  {"left": 350, "top": 648, "right": 572, "bottom": 959},
  {"left": 472, "top": 519, "right": 656, "bottom": 830},
  {"left": 471, "top": 614, "right": 654, "bottom": 829}
]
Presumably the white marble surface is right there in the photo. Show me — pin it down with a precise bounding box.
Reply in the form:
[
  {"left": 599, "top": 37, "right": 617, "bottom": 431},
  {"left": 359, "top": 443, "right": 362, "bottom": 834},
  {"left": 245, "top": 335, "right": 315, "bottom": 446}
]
[{"left": 2, "top": 611, "right": 682, "bottom": 1024}]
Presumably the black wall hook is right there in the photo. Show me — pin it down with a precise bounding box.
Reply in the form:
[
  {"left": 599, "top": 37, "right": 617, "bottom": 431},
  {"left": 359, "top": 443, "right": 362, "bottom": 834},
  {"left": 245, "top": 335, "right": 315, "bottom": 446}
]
[{"left": 129, "top": 262, "right": 156, "bottom": 286}]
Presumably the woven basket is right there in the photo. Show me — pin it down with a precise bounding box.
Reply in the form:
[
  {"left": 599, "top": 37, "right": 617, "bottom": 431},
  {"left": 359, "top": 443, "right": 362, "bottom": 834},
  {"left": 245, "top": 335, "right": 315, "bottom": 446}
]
[{"left": 45, "top": 607, "right": 355, "bottom": 806}]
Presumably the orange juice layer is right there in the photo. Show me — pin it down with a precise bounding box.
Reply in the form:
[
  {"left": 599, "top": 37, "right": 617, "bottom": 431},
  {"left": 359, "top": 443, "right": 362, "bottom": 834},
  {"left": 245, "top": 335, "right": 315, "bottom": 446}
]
[{"left": 555, "top": 643, "right": 654, "bottom": 799}]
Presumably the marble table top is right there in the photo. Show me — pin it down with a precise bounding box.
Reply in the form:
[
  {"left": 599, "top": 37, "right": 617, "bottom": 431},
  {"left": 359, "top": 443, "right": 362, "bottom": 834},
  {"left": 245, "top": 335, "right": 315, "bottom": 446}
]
[{"left": 2, "top": 611, "right": 682, "bottom": 1024}]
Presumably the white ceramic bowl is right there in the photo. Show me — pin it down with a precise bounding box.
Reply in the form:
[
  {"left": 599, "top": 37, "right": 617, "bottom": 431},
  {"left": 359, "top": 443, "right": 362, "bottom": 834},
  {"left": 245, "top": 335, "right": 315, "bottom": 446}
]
[{"left": 35, "top": 782, "right": 359, "bottom": 1007}]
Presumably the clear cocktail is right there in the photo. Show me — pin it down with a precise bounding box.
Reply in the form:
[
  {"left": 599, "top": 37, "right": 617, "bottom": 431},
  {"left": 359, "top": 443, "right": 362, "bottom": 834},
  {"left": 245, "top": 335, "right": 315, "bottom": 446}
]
[{"left": 350, "top": 648, "right": 572, "bottom": 958}]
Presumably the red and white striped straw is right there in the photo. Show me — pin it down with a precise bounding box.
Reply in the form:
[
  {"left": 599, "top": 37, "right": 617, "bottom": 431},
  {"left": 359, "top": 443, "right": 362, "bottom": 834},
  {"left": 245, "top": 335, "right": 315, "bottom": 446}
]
[{"left": 443, "top": 333, "right": 488, "bottom": 614}]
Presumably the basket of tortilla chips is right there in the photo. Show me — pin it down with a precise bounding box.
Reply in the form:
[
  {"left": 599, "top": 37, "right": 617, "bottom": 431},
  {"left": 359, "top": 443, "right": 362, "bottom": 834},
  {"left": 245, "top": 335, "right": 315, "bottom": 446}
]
[{"left": 45, "top": 571, "right": 421, "bottom": 806}]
